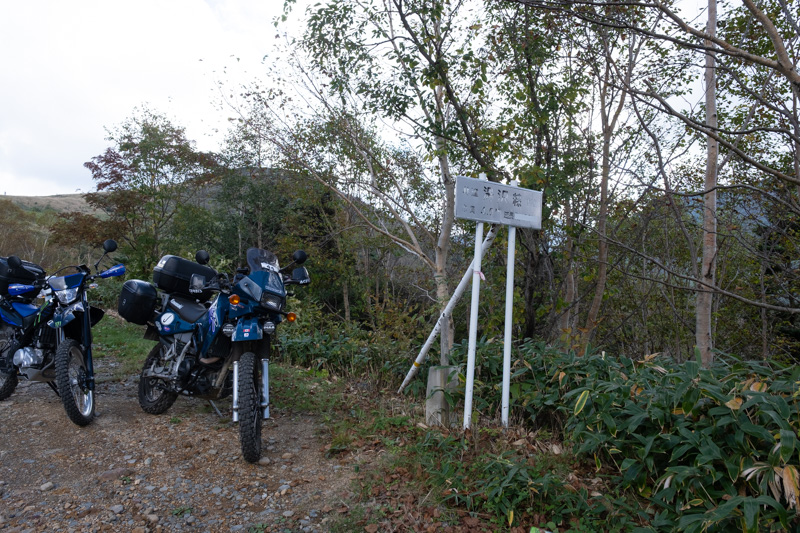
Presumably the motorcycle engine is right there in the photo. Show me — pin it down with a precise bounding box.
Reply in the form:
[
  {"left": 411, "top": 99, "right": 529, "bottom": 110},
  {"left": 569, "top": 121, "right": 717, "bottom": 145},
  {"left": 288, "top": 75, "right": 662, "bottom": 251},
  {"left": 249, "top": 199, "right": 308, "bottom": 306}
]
[
  {"left": 192, "top": 369, "right": 213, "bottom": 396},
  {"left": 13, "top": 347, "right": 44, "bottom": 368},
  {"left": 176, "top": 356, "right": 212, "bottom": 396}
]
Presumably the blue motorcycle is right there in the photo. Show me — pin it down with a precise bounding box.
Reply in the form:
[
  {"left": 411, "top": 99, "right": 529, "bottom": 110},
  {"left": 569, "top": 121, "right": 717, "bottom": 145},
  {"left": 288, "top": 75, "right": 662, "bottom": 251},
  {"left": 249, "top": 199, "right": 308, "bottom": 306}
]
[
  {"left": 0, "top": 239, "right": 125, "bottom": 426},
  {"left": 119, "top": 247, "right": 310, "bottom": 462}
]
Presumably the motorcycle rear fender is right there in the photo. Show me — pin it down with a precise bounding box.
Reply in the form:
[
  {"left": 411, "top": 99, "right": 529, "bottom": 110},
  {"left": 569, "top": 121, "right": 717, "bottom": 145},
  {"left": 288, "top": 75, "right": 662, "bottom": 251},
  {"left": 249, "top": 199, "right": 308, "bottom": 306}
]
[
  {"left": 0, "top": 305, "right": 22, "bottom": 327},
  {"left": 233, "top": 317, "right": 262, "bottom": 342},
  {"left": 144, "top": 324, "right": 160, "bottom": 341}
]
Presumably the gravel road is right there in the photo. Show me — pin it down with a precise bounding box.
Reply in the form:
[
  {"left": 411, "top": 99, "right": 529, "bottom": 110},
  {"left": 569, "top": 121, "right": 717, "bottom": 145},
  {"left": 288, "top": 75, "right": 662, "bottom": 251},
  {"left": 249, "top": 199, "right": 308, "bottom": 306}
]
[{"left": 0, "top": 370, "right": 354, "bottom": 533}]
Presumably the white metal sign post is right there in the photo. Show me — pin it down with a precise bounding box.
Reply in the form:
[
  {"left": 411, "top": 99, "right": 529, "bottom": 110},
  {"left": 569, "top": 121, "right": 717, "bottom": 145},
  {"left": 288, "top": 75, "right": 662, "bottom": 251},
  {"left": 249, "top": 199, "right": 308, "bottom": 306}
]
[
  {"left": 502, "top": 223, "right": 516, "bottom": 426},
  {"left": 463, "top": 216, "right": 484, "bottom": 430},
  {"left": 455, "top": 175, "right": 542, "bottom": 429}
]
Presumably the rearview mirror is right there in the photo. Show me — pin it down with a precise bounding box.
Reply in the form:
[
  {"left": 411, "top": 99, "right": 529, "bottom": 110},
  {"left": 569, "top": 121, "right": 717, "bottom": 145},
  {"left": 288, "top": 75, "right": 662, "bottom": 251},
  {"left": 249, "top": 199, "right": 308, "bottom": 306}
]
[
  {"left": 103, "top": 239, "right": 118, "bottom": 253},
  {"left": 7, "top": 256, "right": 22, "bottom": 270},
  {"left": 292, "top": 250, "right": 308, "bottom": 265},
  {"left": 195, "top": 250, "right": 210, "bottom": 265},
  {"left": 189, "top": 273, "right": 205, "bottom": 293},
  {"left": 291, "top": 267, "right": 310, "bottom": 285}
]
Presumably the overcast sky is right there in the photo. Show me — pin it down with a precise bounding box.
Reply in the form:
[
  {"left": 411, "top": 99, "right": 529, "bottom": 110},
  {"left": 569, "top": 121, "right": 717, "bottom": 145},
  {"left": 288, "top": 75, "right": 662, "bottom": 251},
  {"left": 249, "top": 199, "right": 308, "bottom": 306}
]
[{"left": 0, "top": 0, "right": 305, "bottom": 197}]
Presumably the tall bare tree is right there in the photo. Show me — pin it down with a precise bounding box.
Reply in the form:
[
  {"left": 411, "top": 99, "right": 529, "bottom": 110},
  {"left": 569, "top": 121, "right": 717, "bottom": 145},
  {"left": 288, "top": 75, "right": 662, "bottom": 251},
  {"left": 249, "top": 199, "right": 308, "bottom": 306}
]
[{"left": 696, "top": 0, "right": 718, "bottom": 366}]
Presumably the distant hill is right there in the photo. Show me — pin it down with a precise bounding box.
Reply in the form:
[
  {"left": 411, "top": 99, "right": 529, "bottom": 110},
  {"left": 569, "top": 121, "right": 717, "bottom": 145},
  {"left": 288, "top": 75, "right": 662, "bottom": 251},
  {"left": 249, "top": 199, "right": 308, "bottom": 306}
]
[{"left": 3, "top": 193, "right": 98, "bottom": 215}]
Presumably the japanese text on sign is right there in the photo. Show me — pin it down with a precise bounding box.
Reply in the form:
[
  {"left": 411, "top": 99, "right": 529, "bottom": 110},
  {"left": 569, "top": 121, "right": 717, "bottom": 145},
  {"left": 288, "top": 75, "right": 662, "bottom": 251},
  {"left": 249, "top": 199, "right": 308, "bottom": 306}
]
[{"left": 455, "top": 176, "right": 542, "bottom": 229}]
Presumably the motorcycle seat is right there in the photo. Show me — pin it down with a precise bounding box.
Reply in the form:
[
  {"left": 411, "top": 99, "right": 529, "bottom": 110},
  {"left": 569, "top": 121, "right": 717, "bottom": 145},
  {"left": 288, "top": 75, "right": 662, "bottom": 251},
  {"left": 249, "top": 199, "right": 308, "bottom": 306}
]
[{"left": 167, "top": 296, "right": 208, "bottom": 323}]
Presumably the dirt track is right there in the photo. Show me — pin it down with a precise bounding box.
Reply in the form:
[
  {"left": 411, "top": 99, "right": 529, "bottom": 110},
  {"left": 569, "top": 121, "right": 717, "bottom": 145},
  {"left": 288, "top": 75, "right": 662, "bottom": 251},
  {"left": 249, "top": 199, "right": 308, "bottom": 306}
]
[{"left": 0, "top": 371, "right": 353, "bottom": 532}]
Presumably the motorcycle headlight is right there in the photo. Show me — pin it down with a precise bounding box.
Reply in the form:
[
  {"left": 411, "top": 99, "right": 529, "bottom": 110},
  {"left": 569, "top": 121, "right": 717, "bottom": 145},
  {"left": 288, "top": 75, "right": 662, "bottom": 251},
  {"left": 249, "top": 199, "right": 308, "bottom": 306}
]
[
  {"left": 259, "top": 293, "right": 283, "bottom": 311},
  {"left": 55, "top": 288, "right": 79, "bottom": 304}
]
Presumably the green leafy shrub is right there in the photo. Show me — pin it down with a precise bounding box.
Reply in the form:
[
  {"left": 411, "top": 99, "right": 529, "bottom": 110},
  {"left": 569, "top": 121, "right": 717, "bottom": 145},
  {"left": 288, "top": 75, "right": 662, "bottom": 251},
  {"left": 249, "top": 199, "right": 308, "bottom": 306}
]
[
  {"left": 405, "top": 429, "right": 638, "bottom": 530},
  {"left": 278, "top": 296, "right": 426, "bottom": 389},
  {"left": 446, "top": 340, "right": 800, "bottom": 531},
  {"left": 279, "top": 312, "right": 800, "bottom": 530},
  {"left": 89, "top": 276, "right": 125, "bottom": 310}
]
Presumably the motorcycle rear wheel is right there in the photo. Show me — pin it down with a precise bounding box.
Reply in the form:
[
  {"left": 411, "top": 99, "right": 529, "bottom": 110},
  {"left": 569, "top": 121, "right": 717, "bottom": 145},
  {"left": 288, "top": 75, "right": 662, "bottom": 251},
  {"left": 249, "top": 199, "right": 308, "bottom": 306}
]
[
  {"left": 238, "top": 351, "right": 262, "bottom": 463},
  {"left": 138, "top": 344, "right": 178, "bottom": 414},
  {"left": 55, "top": 339, "right": 95, "bottom": 426},
  {"left": 0, "top": 370, "right": 18, "bottom": 401}
]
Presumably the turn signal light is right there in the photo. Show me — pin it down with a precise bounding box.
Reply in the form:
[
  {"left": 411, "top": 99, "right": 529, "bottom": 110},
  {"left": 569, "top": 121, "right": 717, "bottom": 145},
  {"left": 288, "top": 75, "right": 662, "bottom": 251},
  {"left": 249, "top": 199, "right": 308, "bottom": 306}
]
[
  {"left": 286, "top": 312, "right": 297, "bottom": 322},
  {"left": 229, "top": 294, "right": 241, "bottom": 305}
]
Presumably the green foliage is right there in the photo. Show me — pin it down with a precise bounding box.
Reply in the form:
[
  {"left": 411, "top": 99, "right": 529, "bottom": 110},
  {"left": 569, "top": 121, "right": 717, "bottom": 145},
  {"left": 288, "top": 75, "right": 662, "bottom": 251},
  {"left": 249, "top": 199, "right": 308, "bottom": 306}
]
[
  {"left": 451, "top": 340, "right": 800, "bottom": 530},
  {"left": 89, "top": 277, "right": 125, "bottom": 310},
  {"left": 269, "top": 364, "right": 341, "bottom": 415},
  {"left": 402, "top": 429, "right": 637, "bottom": 530},
  {"left": 71, "top": 107, "right": 220, "bottom": 278},
  {"left": 278, "top": 295, "right": 428, "bottom": 387}
]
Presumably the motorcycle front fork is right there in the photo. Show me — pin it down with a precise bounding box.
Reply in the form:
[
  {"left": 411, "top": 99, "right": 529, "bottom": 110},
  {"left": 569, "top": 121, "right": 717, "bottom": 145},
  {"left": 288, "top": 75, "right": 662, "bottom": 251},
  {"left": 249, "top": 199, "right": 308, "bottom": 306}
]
[{"left": 231, "top": 358, "right": 270, "bottom": 422}]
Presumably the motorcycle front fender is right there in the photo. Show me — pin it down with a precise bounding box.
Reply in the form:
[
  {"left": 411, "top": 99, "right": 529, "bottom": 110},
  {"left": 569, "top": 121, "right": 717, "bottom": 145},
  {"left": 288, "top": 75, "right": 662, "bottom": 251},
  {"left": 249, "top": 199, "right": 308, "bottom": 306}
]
[
  {"left": 232, "top": 317, "right": 262, "bottom": 342},
  {"left": 49, "top": 301, "right": 82, "bottom": 330}
]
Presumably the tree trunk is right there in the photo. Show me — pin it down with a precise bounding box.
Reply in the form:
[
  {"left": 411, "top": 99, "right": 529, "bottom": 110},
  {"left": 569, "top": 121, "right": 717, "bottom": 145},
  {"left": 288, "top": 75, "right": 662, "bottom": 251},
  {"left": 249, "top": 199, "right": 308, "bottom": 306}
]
[
  {"left": 434, "top": 154, "right": 455, "bottom": 364},
  {"left": 343, "top": 280, "right": 351, "bottom": 322},
  {"left": 581, "top": 57, "right": 627, "bottom": 352},
  {"left": 432, "top": 43, "right": 457, "bottom": 365},
  {"left": 696, "top": 0, "right": 718, "bottom": 368},
  {"left": 557, "top": 201, "right": 576, "bottom": 342},
  {"left": 760, "top": 264, "right": 769, "bottom": 359},
  {"left": 582, "top": 119, "right": 611, "bottom": 349}
]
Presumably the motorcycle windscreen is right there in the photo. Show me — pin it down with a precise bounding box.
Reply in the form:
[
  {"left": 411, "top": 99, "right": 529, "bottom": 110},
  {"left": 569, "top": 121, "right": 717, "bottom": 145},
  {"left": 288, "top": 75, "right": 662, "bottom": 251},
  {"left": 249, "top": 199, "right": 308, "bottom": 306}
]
[
  {"left": 49, "top": 272, "right": 85, "bottom": 290},
  {"left": 246, "top": 248, "right": 279, "bottom": 273}
]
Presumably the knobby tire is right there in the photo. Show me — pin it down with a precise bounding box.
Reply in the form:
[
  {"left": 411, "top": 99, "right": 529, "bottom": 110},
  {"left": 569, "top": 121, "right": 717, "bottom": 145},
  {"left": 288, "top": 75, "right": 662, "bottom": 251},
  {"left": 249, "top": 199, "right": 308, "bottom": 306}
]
[
  {"left": 138, "top": 344, "right": 178, "bottom": 415},
  {"left": 55, "top": 339, "right": 95, "bottom": 426},
  {"left": 0, "top": 370, "right": 18, "bottom": 401},
  {"left": 238, "top": 351, "right": 262, "bottom": 463}
]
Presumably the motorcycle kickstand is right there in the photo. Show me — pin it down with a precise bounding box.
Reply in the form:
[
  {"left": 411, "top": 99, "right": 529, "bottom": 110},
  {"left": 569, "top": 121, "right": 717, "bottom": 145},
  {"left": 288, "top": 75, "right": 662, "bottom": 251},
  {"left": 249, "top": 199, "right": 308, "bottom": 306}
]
[{"left": 207, "top": 400, "right": 224, "bottom": 418}]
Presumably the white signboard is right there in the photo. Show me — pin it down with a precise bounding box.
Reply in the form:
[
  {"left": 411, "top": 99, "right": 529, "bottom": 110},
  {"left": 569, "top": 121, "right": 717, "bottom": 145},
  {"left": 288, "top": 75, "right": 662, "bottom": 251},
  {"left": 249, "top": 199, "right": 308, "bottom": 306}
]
[{"left": 455, "top": 176, "right": 542, "bottom": 229}]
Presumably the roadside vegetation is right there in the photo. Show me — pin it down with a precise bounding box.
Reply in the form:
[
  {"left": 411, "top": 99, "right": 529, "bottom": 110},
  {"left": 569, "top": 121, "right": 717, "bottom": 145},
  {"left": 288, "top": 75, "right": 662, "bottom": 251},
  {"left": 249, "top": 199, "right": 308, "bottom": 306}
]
[
  {"left": 89, "top": 316, "right": 800, "bottom": 531},
  {"left": 278, "top": 324, "right": 800, "bottom": 532}
]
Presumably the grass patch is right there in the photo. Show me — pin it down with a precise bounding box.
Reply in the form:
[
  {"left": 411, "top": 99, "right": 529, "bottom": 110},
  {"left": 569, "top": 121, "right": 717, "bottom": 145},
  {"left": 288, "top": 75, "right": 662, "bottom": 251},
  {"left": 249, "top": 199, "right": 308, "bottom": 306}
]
[
  {"left": 270, "top": 365, "right": 343, "bottom": 415},
  {"left": 92, "top": 313, "right": 154, "bottom": 379},
  {"left": 171, "top": 506, "right": 193, "bottom": 517}
]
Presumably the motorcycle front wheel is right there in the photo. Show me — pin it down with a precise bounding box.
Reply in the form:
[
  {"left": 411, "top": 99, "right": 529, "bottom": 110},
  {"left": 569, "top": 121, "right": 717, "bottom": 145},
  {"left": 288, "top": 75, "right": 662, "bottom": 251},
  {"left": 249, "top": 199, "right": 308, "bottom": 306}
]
[
  {"left": 238, "top": 351, "right": 262, "bottom": 463},
  {"left": 55, "top": 339, "right": 95, "bottom": 426},
  {"left": 138, "top": 344, "right": 178, "bottom": 414}
]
